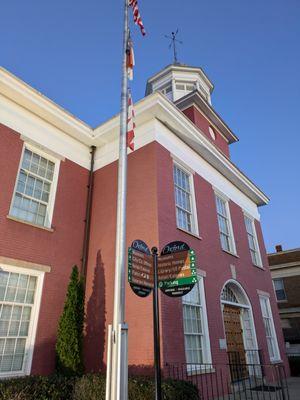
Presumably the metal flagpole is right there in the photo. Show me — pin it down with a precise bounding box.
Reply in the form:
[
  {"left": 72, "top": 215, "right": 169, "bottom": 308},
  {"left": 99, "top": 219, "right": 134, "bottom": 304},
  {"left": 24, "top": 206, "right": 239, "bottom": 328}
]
[{"left": 107, "top": 0, "right": 130, "bottom": 399}]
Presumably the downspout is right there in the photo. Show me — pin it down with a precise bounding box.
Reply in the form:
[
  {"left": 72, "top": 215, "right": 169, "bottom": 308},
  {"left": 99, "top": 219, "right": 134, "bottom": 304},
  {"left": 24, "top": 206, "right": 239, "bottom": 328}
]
[{"left": 81, "top": 145, "right": 96, "bottom": 278}]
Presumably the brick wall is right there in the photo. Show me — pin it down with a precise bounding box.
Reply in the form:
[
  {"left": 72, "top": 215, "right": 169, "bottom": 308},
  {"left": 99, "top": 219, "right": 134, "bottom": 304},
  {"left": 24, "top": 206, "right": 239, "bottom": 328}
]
[
  {"left": 279, "top": 276, "right": 300, "bottom": 309},
  {"left": 0, "top": 123, "right": 89, "bottom": 374},
  {"left": 155, "top": 143, "right": 288, "bottom": 370},
  {"left": 182, "top": 106, "right": 230, "bottom": 158}
]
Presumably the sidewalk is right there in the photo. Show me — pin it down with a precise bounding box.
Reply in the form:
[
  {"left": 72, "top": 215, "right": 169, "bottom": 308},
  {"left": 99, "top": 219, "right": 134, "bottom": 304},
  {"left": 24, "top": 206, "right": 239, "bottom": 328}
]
[{"left": 287, "top": 377, "right": 300, "bottom": 400}]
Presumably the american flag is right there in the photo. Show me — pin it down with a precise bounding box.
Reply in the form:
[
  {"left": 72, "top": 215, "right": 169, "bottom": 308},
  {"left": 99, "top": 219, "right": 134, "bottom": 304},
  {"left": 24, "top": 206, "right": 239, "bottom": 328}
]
[
  {"left": 126, "top": 36, "right": 135, "bottom": 80},
  {"left": 127, "top": 90, "right": 135, "bottom": 151},
  {"left": 129, "top": 0, "right": 146, "bottom": 36}
]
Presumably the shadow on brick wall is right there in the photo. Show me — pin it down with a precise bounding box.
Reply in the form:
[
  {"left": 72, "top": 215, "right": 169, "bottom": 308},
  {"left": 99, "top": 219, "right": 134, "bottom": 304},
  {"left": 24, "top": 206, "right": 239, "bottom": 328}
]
[{"left": 84, "top": 250, "right": 106, "bottom": 372}]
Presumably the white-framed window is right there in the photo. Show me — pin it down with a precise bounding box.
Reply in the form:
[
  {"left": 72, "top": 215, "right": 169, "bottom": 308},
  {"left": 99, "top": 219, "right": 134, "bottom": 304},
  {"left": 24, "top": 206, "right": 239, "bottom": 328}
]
[
  {"left": 175, "top": 81, "right": 196, "bottom": 92},
  {"left": 9, "top": 144, "right": 60, "bottom": 228},
  {"left": 159, "top": 84, "right": 173, "bottom": 100},
  {"left": 182, "top": 277, "right": 211, "bottom": 365},
  {"left": 273, "top": 279, "right": 287, "bottom": 302},
  {"left": 173, "top": 163, "right": 198, "bottom": 235},
  {"left": 0, "top": 264, "right": 44, "bottom": 377},
  {"left": 244, "top": 215, "right": 262, "bottom": 267},
  {"left": 259, "top": 295, "right": 280, "bottom": 362},
  {"left": 215, "top": 194, "right": 236, "bottom": 254}
]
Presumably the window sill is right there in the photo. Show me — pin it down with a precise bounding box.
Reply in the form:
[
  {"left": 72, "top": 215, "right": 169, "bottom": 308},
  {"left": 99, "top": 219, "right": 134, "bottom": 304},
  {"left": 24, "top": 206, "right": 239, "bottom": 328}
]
[
  {"left": 7, "top": 215, "right": 54, "bottom": 232},
  {"left": 270, "top": 359, "right": 283, "bottom": 365},
  {"left": 187, "top": 366, "right": 215, "bottom": 376},
  {"left": 222, "top": 249, "right": 239, "bottom": 258},
  {"left": 252, "top": 263, "right": 265, "bottom": 270},
  {"left": 177, "top": 227, "right": 202, "bottom": 240}
]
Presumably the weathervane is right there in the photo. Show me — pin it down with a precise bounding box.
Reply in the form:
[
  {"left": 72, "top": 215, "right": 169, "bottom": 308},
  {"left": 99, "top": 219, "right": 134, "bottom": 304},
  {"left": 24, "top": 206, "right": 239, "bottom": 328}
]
[{"left": 164, "top": 29, "right": 183, "bottom": 64}]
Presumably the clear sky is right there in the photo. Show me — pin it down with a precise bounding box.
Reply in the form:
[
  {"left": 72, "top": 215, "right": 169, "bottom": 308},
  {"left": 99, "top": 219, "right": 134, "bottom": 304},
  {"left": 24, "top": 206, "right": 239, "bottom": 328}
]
[{"left": 0, "top": 0, "right": 299, "bottom": 252}]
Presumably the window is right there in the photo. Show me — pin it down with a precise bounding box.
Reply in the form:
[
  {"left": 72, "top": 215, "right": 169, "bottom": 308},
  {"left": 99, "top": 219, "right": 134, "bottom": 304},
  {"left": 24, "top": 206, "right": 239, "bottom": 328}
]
[
  {"left": 182, "top": 278, "right": 211, "bottom": 365},
  {"left": 159, "top": 85, "right": 172, "bottom": 100},
  {"left": 173, "top": 163, "right": 198, "bottom": 234},
  {"left": 10, "top": 146, "right": 59, "bottom": 228},
  {"left": 175, "top": 81, "right": 196, "bottom": 92},
  {"left": 259, "top": 295, "right": 280, "bottom": 361},
  {"left": 273, "top": 279, "right": 287, "bottom": 301},
  {"left": 175, "top": 81, "right": 196, "bottom": 98},
  {"left": 244, "top": 215, "right": 262, "bottom": 266},
  {"left": 0, "top": 266, "right": 43, "bottom": 376},
  {"left": 215, "top": 194, "right": 236, "bottom": 254},
  {"left": 208, "top": 126, "right": 216, "bottom": 141}
]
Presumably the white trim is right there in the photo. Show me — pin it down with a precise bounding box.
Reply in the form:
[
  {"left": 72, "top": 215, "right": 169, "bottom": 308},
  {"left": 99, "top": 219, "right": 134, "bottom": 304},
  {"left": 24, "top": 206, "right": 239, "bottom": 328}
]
[
  {"left": 257, "top": 289, "right": 270, "bottom": 298},
  {"left": 0, "top": 262, "right": 45, "bottom": 377},
  {"left": 270, "top": 266, "right": 300, "bottom": 278},
  {"left": 173, "top": 160, "right": 199, "bottom": 236},
  {"left": 214, "top": 192, "right": 237, "bottom": 255},
  {"left": 92, "top": 96, "right": 268, "bottom": 206},
  {"left": 0, "top": 67, "right": 92, "bottom": 141},
  {"left": 200, "top": 277, "right": 212, "bottom": 364},
  {"left": 171, "top": 154, "right": 195, "bottom": 174},
  {"left": 0, "top": 257, "right": 51, "bottom": 273},
  {"left": 243, "top": 212, "right": 263, "bottom": 268},
  {"left": 272, "top": 278, "right": 287, "bottom": 302},
  {"left": 0, "top": 92, "right": 91, "bottom": 169},
  {"left": 8, "top": 142, "right": 61, "bottom": 229},
  {"left": 220, "top": 280, "right": 259, "bottom": 358},
  {"left": 182, "top": 275, "right": 212, "bottom": 366},
  {"left": 20, "top": 135, "right": 66, "bottom": 161},
  {"left": 279, "top": 307, "right": 300, "bottom": 314},
  {"left": 259, "top": 294, "right": 281, "bottom": 362},
  {"left": 0, "top": 69, "right": 269, "bottom": 207},
  {"left": 213, "top": 187, "right": 229, "bottom": 202},
  {"left": 155, "top": 120, "right": 262, "bottom": 220},
  {"left": 197, "top": 269, "right": 206, "bottom": 278}
]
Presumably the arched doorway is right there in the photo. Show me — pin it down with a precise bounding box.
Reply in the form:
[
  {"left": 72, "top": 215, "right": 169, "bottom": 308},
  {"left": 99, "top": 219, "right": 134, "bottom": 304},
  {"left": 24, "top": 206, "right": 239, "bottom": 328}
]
[{"left": 221, "top": 280, "right": 259, "bottom": 380}]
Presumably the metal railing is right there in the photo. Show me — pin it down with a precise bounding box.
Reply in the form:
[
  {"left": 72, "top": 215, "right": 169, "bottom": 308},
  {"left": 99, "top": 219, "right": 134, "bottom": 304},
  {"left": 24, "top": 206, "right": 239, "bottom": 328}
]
[
  {"left": 227, "top": 350, "right": 265, "bottom": 383},
  {"left": 165, "top": 360, "right": 289, "bottom": 400}
]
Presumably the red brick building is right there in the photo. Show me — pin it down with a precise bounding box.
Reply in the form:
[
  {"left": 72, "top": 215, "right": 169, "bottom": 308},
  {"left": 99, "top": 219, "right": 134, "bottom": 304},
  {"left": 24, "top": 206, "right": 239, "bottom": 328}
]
[{"left": 0, "top": 64, "right": 288, "bottom": 381}]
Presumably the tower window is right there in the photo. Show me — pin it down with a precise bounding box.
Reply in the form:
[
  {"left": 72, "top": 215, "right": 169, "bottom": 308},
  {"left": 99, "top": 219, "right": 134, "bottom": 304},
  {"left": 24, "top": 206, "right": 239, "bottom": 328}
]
[{"left": 175, "top": 81, "right": 196, "bottom": 92}]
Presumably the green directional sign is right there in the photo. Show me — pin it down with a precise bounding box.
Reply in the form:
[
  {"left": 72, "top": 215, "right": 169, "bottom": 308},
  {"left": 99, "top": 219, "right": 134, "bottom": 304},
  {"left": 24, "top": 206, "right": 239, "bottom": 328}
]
[
  {"left": 158, "top": 242, "right": 198, "bottom": 297},
  {"left": 128, "top": 240, "right": 153, "bottom": 298}
]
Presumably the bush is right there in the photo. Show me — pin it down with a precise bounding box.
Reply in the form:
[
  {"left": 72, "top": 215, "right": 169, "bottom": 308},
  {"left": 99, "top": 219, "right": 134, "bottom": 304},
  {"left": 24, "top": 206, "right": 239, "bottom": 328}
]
[
  {"left": 73, "top": 374, "right": 106, "bottom": 400},
  {"left": 0, "top": 375, "right": 74, "bottom": 400},
  {"left": 0, "top": 374, "right": 199, "bottom": 400},
  {"left": 55, "top": 266, "right": 85, "bottom": 376}
]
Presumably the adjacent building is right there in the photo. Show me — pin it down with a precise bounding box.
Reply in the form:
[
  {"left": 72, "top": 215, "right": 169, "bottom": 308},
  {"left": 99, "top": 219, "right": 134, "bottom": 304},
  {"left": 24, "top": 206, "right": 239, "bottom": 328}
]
[
  {"left": 269, "top": 246, "right": 300, "bottom": 357},
  {"left": 0, "top": 63, "right": 288, "bottom": 383}
]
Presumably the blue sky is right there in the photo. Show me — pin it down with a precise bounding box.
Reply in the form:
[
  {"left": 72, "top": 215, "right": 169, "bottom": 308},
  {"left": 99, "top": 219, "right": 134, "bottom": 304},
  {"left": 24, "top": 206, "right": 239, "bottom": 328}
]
[{"left": 0, "top": 0, "right": 299, "bottom": 252}]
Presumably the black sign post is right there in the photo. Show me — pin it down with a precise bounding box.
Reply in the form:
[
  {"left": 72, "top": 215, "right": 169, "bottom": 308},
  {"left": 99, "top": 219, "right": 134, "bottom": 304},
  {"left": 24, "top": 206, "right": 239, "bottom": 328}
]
[
  {"left": 128, "top": 239, "right": 197, "bottom": 400},
  {"left": 152, "top": 247, "right": 162, "bottom": 400}
]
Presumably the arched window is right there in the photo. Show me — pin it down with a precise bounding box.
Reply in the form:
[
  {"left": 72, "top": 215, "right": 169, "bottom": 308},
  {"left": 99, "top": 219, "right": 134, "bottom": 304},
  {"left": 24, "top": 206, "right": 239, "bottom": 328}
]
[{"left": 221, "top": 285, "right": 239, "bottom": 304}]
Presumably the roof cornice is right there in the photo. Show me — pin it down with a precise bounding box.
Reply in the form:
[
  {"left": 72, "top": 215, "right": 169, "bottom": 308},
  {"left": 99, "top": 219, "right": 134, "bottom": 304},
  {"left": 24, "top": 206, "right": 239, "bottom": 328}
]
[
  {"left": 0, "top": 67, "right": 268, "bottom": 206},
  {"left": 175, "top": 91, "right": 238, "bottom": 144},
  {"left": 0, "top": 67, "right": 93, "bottom": 145},
  {"left": 94, "top": 92, "right": 269, "bottom": 206}
]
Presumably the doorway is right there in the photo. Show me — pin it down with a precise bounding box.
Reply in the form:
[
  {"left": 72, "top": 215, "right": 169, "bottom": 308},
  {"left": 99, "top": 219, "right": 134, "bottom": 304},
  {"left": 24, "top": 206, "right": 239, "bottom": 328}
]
[
  {"left": 221, "top": 281, "right": 259, "bottom": 381},
  {"left": 223, "top": 304, "right": 248, "bottom": 380}
]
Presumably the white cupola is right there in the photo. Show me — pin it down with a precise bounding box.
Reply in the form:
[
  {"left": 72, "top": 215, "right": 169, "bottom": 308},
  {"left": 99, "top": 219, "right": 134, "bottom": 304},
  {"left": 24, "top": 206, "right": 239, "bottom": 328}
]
[{"left": 145, "top": 64, "right": 214, "bottom": 105}]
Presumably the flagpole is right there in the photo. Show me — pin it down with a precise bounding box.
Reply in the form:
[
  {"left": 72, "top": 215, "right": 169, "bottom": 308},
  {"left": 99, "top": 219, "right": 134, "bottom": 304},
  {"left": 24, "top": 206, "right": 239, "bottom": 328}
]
[{"left": 109, "top": 0, "right": 129, "bottom": 399}]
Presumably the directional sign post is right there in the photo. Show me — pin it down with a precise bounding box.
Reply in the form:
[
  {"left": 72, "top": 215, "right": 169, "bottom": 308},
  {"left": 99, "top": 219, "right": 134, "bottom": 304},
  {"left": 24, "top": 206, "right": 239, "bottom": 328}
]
[
  {"left": 158, "top": 241, "right": 198, "bottom": 297},
  {"left": 152, "top": 247, "right": 162, "bottom": 400},
  {"left": 127, "top": 239, "right": 198, "bottom": 400}
]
